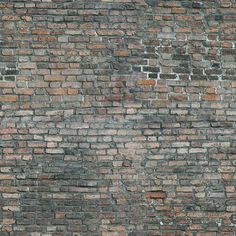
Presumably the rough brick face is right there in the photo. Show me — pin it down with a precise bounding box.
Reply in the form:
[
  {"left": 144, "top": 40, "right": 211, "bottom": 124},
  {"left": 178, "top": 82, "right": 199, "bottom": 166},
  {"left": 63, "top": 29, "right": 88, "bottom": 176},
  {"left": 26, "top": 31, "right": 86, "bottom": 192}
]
[{"left": 0, "top": 0, "right": 236, "bottom": 235}]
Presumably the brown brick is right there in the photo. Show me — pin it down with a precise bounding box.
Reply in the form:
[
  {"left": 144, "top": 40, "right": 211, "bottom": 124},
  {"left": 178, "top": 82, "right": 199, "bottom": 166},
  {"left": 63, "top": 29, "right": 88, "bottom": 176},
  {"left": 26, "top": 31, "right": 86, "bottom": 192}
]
[
  {"left": 145, "top": 191, "right": 166, "bottom": 199},
  {"left": 47, "top": 88, "right": 67, "bottom": 95},
  {"left": 169, "top": 94, "right": 188, "bottom": 101},
  {"left": 114, "top": 50, "right": 130, "bottom": 57},
  {"left": 138, "top": 80, "right": 156, "bottom": 86},
  {"left": 55, "top": 212, "right": 65, "bottom": 219},
  {"left": 0, "top": 95, "right": 17, "bottom": 102}
]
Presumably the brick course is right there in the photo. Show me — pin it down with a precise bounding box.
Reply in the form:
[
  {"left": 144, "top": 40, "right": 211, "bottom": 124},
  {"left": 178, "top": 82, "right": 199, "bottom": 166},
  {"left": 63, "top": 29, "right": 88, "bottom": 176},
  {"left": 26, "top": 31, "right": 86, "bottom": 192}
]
[{"left": 0, "top": 0, "right": 236, "bottom": 235}]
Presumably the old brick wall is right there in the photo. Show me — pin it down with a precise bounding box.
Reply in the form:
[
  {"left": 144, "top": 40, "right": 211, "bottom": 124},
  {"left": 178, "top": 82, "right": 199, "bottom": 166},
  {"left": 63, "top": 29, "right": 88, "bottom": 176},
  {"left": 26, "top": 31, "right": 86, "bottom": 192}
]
[{"left": 0, "top": 0, "right": 236, "bottom": 235}]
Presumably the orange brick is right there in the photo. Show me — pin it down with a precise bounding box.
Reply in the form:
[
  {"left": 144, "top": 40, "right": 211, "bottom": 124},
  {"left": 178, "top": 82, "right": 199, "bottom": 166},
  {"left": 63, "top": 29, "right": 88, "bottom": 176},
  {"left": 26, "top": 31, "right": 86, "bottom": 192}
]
[
  {"left": 0, "top": 175, "right": 15, "bottom": 180},
  {"left": 202, "top": 94, "right": 220, "bottom": 101},
  {"left": 0, "top": 95, "right": 17, "bottom": 102},
  {"left": 138, "top": 80, "right": 156, "bottom": 86}
]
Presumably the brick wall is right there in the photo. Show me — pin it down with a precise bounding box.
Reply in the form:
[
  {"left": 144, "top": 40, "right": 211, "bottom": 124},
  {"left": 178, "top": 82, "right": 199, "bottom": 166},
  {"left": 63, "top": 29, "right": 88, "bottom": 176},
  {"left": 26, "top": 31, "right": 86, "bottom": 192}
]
[{"left": 0, "top": 0, "right": 236, "bottom": 235}]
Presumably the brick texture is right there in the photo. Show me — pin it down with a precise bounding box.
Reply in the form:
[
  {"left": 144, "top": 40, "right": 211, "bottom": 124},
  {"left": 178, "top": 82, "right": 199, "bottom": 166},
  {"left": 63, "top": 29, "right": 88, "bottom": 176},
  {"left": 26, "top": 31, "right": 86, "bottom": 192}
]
[{"left": 0, "top": 0, "right": 236, "bottom": 235}]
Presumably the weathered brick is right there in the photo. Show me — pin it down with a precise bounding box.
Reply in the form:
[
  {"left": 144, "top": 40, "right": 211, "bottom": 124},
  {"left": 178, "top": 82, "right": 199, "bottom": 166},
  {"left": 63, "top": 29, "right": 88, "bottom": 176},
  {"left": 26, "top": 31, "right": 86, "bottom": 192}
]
[
  {"left": 47, "top": 88, "right": 67, "bottom": 95},
  {"left": 15, "top": 110, "right": 33, "bottom": 116},
  {"left": 32, "top": 29, "right": 50, "bottom": 35},
  {"left": 3, "top": 206, "right": 20, "bottom": 211},
  {"left": 45, "top": 135, "right": 62, "bottom": 142},
  {"left": 145, "top": 191, "right": 166, "bottom": 199},
  {"left": 18, "top": 62, "right": 37, "bottom": 69},
  {"left": 0, "top": 95, "right": 17, "bottom": 102},
  {"left": 14, "top": 88, "right": 34, "bottom": 95},
  {"left": 44, "top": 75, "right": 65, "bottom": 81},
  {"left": 2, "top": 15, "right": 20, "bottom": 21}
]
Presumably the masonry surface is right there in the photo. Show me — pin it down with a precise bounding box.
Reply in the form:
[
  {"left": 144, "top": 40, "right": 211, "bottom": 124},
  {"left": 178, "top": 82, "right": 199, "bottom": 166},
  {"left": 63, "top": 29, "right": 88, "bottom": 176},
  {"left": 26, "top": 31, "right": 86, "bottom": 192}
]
[{"left": 0, "top": 0, "right": 236, "bottom": 235}]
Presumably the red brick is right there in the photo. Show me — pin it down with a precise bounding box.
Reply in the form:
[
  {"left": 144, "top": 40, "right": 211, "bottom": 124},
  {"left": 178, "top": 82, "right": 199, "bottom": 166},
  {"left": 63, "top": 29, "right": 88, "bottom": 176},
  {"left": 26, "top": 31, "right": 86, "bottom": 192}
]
[{"left": 138, "top": 80, "right": 156, "bottom": 86}]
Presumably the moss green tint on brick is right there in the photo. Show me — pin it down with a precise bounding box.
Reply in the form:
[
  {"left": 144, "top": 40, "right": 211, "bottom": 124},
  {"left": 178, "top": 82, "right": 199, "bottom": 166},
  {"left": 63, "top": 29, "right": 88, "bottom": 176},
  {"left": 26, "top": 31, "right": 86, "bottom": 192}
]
[{"left": 0, "top": 0, "right": 236, "bottom": 235}]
